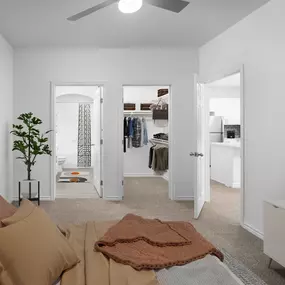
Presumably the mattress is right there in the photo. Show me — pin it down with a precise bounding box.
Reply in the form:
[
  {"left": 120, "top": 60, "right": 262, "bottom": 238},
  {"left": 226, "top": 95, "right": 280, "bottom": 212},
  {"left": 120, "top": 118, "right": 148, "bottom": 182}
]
[{"left": 55, "top": 255, "right": 243, "bottom": 285}]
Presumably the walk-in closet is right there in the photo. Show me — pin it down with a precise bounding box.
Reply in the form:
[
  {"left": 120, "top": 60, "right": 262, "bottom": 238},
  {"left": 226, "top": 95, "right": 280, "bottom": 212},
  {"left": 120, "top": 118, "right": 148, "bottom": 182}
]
[{"left": 123, "top": 86, "right": 170, "bottom": 200}]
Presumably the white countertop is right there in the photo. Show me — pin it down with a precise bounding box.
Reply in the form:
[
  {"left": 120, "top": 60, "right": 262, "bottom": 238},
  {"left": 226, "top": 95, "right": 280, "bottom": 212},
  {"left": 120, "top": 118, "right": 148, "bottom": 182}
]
[{"left": 211, "top": 142, "right": 240, "bottom": 148}]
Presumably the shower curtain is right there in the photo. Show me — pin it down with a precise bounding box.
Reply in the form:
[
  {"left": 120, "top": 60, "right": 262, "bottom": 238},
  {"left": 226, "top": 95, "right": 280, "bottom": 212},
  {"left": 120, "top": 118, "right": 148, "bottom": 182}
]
[{"left": 77, "top": 103, "right": 92, "bottom": 167}]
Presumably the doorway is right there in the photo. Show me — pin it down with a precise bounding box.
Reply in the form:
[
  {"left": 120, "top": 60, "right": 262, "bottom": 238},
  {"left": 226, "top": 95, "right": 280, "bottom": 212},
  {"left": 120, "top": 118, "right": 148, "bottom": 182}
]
[
  {"left": 51, "top": 84, "right": 103, "bottom": 199},
  {"left": 194, "top": 70, "right": 245, "bottom": 225},
  {"left": 121, "top": 85, "right": 172, "bottom": 201}
]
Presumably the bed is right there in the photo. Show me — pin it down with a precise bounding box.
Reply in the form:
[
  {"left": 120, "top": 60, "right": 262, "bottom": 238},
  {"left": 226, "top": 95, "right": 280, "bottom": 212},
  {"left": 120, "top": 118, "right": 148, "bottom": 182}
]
[
  {"left": 0, "top": 197, "right": 245, "bottom": 285},
  {"left": 55, "top": 220, "right": 245, "bottom": 285}
]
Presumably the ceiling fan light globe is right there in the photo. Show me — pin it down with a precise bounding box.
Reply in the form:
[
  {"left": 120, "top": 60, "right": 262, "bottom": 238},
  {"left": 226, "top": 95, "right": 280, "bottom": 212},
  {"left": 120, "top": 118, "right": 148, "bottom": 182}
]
[{"left": 118, "top": 0, "right": 143, "bottom": 13}]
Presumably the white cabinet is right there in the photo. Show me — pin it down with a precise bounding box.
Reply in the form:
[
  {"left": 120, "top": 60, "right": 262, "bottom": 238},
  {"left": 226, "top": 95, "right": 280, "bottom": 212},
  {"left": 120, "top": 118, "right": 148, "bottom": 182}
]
[
  {"left": 211, "top": 143, "right": 241, "bottom": 188},
  {"left": 264, "top": 200, "right": 285, "bottom": 267}
]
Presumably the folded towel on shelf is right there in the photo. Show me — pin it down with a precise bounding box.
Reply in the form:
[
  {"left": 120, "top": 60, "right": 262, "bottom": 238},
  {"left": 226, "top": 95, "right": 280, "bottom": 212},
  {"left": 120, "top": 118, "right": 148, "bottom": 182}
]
[{"left": 153, "top": 133, "right": 168, "bottom": 141}]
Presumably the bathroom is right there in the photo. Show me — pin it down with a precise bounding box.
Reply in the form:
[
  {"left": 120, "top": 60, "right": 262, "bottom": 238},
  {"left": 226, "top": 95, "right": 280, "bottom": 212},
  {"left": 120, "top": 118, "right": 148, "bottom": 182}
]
[{"left": 55, "top": 85, "right": 102, "bottom": 198}]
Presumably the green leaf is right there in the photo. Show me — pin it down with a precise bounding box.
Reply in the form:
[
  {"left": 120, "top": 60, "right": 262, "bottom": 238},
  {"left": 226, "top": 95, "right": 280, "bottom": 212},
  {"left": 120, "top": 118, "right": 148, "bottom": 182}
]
[{"left": 11, "top": 113, "right": 52, "bottom": 163}]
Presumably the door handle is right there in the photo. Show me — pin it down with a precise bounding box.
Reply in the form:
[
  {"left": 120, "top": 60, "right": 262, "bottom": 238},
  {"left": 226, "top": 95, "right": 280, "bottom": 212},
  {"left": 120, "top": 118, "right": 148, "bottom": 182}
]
[{"left": 190, "top": 152, "right": 204, "bottom": 157}]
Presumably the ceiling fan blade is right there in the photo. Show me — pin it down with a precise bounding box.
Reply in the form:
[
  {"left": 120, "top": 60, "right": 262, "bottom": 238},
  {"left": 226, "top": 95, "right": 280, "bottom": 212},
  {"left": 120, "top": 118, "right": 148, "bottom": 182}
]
[
  {"left": 145, "top": 0, "right": 190, "bottom": 13},
  {"left": 67, "top": 0, "right": 118, "bottom": 21}
]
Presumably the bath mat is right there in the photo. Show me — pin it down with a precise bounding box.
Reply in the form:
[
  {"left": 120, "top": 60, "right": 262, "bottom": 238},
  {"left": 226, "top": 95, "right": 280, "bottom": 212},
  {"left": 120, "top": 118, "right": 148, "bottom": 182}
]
[{"left": 58, "top": 177, "right": 88, "bottom": 183}]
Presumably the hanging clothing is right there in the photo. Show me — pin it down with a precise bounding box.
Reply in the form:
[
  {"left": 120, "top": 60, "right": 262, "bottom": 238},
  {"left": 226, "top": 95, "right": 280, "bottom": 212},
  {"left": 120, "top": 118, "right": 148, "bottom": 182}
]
[
  {"left": 124, "top": 117, "right": 128, "bottom": 137},
  {"left": 132, "top": 118, "right": 142, "bottom": 148},
  {"left": 123, "top": 117, "right": 128, "bottom": 153},
  {"left": 127, "top": 117, "right": 133, "bottom": 149},
  {"left": 128, "top": 137, "right": 132, "bottom": 149},
  {"left": 148, "top": 146, "right": 154, "bottom": 168},
  {"left": 141, "top": 120, "right": 144, "bottom": 147},
  {"left": 128, "top": 117, "right": 134, "bottom": 148},
  {"left": 150, "top": 144, "right": 168, "bottom": 173},
  {"left": 142, "top": 118, "right": 148, "bottom": 146},
  {"left": 128, "top": 117, "right": 134, "bottom": 137}
]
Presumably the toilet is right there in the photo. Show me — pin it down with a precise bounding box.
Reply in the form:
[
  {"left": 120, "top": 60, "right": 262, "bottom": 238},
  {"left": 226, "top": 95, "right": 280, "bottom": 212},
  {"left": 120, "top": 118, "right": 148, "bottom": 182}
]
[{"left": 57, "top": 156, "right": 66, "bottom": 173}]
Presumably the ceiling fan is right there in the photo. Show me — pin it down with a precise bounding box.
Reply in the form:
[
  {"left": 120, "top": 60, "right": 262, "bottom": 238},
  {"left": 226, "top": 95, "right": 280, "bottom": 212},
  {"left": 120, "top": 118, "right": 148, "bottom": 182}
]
[{"left": 67, "top": 0, "right": 190, "bottom": 21}]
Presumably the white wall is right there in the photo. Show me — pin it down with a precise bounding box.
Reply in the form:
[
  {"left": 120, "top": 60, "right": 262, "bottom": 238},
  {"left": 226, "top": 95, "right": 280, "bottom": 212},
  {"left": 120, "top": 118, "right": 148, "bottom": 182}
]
[
  {"left": 210, "top": 98, "right": 240, "bottom": 124},
  {"left": 56, "top": 102, "right": 79, "bottom": 168},
  {"left": 199, "top": 0, "right": 285, "bottom": 236},
  {"left": 208, "top": 86, "right": 240, "bottom": 99},
  {"left": 0, "top": 35, "right": 13, "bottom": 201},
  {"left": 14, "top": 48, "right": 198, "bottom": 200},
  {"left": 204, "top": 86, "right": 241, "bottom": 130},
  {"left": 123, "top": 86, "right": 168, "bottom": 176},
  {"left": 56, "top": 86, "right": 98, "bottom": 99},
  {"left": 206, "top": 86, "right": 240, "bottom": 124}
]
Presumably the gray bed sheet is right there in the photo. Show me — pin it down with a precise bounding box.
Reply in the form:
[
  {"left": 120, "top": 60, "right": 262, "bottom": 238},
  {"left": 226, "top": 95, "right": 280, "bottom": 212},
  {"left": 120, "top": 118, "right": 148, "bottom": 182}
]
[{"left": 156, "top": 255, "right": 244, "bottom": 285}]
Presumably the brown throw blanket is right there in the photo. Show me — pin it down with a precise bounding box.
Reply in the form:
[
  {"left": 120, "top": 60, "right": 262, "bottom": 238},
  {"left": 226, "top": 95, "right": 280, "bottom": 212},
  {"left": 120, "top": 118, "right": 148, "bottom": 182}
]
[{"left": 95, "top": 214, "right": 223, "bottom": 271}]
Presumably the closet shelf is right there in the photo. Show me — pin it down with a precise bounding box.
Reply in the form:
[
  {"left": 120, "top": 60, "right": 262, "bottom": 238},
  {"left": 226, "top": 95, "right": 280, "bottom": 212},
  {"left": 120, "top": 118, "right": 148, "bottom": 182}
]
[
  {"left": 149, "top": 138, "right": 169, "bottom": 146},
  {"left": 124, "top": 111, "right": 152, "bottom": 116}
]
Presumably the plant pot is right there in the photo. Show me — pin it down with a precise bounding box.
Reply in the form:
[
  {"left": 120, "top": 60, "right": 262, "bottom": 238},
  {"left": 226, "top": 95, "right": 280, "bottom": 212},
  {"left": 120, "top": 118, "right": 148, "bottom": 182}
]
[{"left": 20, "top": 179, "right": 39, "bottom": 199}]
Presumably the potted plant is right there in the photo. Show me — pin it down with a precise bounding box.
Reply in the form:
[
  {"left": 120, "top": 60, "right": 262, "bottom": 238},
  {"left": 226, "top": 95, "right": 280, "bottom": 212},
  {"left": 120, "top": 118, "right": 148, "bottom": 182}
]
[{"left": 11, "top": 113, "right": 52, "bottom": 195}]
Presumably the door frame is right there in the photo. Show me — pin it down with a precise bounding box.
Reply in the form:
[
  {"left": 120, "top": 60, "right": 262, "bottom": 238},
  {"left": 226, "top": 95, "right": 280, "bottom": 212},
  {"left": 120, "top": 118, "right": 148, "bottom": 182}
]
[
  {"left": 50, "top": 82, "right": 105, "bottom": 200},
  {"left": 120, "top": 83, "right": 174, "bottom": 200},
  {"left": 198, "top": 65, "right": 245, "bottom": 226}
]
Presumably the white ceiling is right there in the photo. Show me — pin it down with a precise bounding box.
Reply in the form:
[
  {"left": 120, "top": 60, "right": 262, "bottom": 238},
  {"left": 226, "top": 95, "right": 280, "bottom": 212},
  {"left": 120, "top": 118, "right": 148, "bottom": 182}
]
[
  {"left": 0, "top": 0, "right": 269, "bottom": 48},
  {"left": 208, "top": 73, "right": 240, "bottom": 87}
]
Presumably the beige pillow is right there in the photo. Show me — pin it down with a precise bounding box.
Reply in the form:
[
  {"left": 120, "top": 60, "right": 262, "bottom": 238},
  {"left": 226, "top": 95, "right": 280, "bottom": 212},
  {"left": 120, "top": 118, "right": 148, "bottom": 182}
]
[
  {"left": 2, "top": 199, "right": 37, "bottom": 225},
  {"left": 0, "top": 200, "right": 80, "bottom": 285},
  {"left": 0, "top": 195, "right": 17, "bottom": 227}
]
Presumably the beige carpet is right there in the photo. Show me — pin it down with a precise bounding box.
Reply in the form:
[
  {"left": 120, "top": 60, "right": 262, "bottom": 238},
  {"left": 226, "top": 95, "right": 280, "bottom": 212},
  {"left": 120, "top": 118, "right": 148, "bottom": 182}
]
[{"left": 41, "top": 177, "right": 285, "bottom": 285}]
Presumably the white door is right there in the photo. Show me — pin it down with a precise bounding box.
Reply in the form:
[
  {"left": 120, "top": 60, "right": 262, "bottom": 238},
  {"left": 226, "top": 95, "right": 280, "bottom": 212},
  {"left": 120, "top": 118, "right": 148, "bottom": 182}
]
[
  {"left": 93, "top": 87, "right": 103, "bottom": 197},
  {"left": 193, "top": 76, "right": 206, "bottom": 219}
]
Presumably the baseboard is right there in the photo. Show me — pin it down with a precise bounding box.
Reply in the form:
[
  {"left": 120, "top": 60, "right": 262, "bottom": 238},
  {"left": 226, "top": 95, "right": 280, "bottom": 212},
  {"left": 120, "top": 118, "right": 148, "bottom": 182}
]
[
  {"left": 174, "top": 196, "right": 194, "bottom": 201},
  {"left": 56, "top": 194, "right": 99, "bottom": 199},
  {"left": 232, "top": 182, "right": 241, "bottom": 188},
  {"left": 242, "top": 223, "right": 264, "bottom": 240},
  {"left": 103, "top": 196, "right": 123, "bottom": 201},
  {"left": 124, "top": 174, "right": 161, "bottom": 178},
  {"left": 12, "top": 196, "right": 52, "bottom": 202}
]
